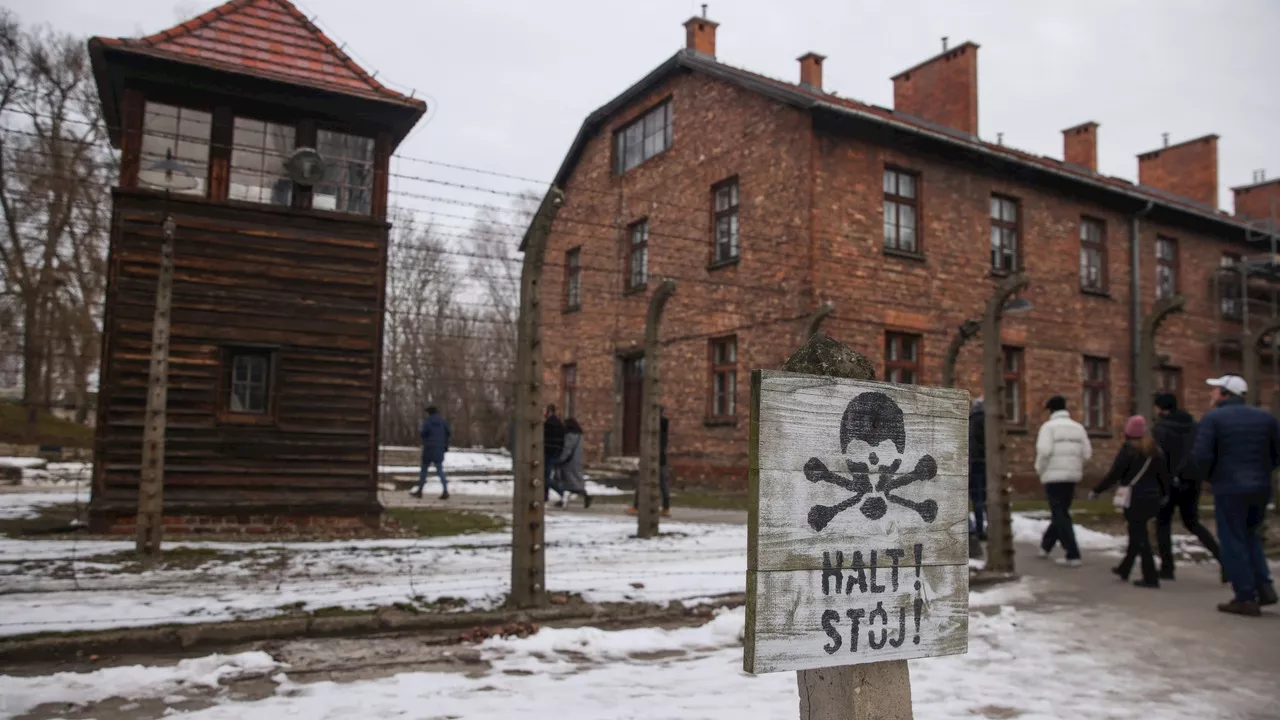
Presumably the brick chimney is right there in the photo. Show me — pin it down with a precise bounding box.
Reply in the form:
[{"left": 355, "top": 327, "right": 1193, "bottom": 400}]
[
  {"left": 1062, "top": 121, "right": 1099, "bottom": 171},
  {"left": 1137, "top": 134, "right": 1219, "bottom": 208},
  {"left": 1233, "top": 176, "right": 1280, "bottom": 221},
  {"left": 683, "top": 15, "right": 718, "bottom": 58},
  {"left": 891, "top": 41, "right": 979, "bottom": 137},
  {"left": 798, "top": 52, "right": 825, "bottom": 91}
]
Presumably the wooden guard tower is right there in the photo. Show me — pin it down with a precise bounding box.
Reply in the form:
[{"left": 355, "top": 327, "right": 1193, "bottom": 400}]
[{"left": 87, "top": 0, "right": 426, "bottom": 533}]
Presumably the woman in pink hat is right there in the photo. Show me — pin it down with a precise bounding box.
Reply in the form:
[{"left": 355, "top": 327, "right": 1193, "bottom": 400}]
[{"left": 1090, "top": 415, "right": 1172, "bottom": 588}]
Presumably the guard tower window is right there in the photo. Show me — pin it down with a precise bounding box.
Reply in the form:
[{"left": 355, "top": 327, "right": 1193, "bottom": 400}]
[
  {"left": 140, "top": 102, "right": 211, "bottom": 197},
  {"left": 314, "top": 129, "right": 375, "bottom": 215},
  {"left": 230, "top": 118, "right": 296, "bottom": 206}
]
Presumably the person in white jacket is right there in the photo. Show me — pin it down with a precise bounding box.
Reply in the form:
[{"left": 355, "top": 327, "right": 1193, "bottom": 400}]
[{"left": 1034, "top": 395, "right": 1093, "bottom": 566}]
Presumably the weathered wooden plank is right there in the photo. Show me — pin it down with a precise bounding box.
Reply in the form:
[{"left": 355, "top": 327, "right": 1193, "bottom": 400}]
[
  {"left": 747, "top": 564, "right": 968, "bottom": 674},
  {"left": 746, "top": 369, "right": 970, "bottom": 676}
]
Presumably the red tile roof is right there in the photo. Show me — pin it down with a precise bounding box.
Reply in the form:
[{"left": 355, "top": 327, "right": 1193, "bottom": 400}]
[{"left": 94, "top": 0, "right": 422, "bottom": 108}]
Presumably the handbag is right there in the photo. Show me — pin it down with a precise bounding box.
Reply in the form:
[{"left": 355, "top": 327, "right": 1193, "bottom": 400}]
[{"left": 1113, "top": 457, "right": 1153, "bottom": 510}]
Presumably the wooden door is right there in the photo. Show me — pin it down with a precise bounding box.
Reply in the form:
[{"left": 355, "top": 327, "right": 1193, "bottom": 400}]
[{"left": 621, "top": 356, "right": 645, "bottom": 456}]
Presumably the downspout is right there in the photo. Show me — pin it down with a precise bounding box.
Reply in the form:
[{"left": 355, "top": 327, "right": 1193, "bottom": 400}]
[{"left": 1131, "top": 201, "right": 1154, "bottom": 414}]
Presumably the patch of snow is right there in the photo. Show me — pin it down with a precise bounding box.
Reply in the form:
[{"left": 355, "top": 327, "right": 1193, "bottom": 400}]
[
  {"left": 0, "top": 651, "right": 278, "bottom": 719},
  {"left": 969, "top": 578, "right": 1038, "bottom": 608},
  {"left": 0, "top": 457, "right": 47, "bottom": 469},
  {"left": 0, "top": 492, "right": 80, "bottom": 520},
  {"left": 398, "top": 477, "right": 627, "bottom": 497},
  {"left": 379, "top": 451, "right": 512, "bottom": 475}
]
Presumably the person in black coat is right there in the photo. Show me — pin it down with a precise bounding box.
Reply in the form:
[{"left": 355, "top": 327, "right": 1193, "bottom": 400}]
[
  {"left": 968, "top": 398, "right": 987, "bottom": 540},
  {"left": 1090, "top": 415, "right": 1171, "bottom": 588},
  {"left": 1151, "top": 393, "right": 1221, "bottom": 580},
  {"left": 544, "top": 404, "right": 566, "bottom": 503}
]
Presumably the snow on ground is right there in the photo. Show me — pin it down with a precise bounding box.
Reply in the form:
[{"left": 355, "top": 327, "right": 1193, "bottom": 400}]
[
  {"left": 379, "top": 450, "right": 512, "bottom": 474},
  {"left": 0, "top": 492, "right": 84, "bottom": 520},
  {"left": 0, "top": 457, "right": 46, "bottom": 470},
  {"left": 1011, "top": 511, "right": 1207, "bottom": 558},
  {"left": 6, "top": 584, "right": 1267, "bottom": 720},
  {"left": 0, "top": 651, "right": 278, "bottom": 720},
  {"left": 0, "top": 513, "right": 744, "bottom": 637},
  {"left": 396, "top": 476, "right": 628, "bottom": 497},
  {"left": 0, "top": 457, "right": 92, "bottom": 488}
]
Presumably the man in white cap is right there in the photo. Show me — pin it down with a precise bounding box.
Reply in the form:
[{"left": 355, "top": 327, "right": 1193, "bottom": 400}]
[{"left": 1192, "top": 374, "right": 1279, "bottom": 616}]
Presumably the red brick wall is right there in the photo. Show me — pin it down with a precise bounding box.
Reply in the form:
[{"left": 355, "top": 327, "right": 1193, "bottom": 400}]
[
  {"left": 1063, "top": 122, "right": 1098, "bottom": 171},
  {"left": 891, "top": 43, "right": 979, "bottom": 137},
  {"left": 540, "top": 70, "right": 1264, "bottom": 495},
  {"left": 1138, "top": 135, "right": 1219, "bottom": 208},
  {"left": 1233, "top": 179, "right": 1280, "bottom": 221}
]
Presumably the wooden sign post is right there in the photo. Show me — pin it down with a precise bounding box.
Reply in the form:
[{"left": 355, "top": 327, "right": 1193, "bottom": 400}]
[{"left": 745, "top": 335, "right": 969, "bottom": 719}]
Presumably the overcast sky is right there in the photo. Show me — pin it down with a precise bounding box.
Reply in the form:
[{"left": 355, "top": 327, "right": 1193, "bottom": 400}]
[{"left": 9, "top": 0, "right": 1279, "bottom": 215}]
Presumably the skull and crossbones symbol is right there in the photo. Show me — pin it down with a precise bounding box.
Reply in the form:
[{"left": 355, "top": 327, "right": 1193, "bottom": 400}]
[{"left": 804, "top": 391, "right": 939, "bottom": 532}]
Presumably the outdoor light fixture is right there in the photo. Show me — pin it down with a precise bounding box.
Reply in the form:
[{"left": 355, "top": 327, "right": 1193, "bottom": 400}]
[{"left": 1002, "top": 297, "right": 1033, "bottom": 314}]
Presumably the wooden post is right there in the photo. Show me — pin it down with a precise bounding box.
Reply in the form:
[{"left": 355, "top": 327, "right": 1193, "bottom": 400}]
[
  {"left": 982, "top": 273, "right": 1028, "bottom": 575},
  {"left": 638, "top": 280, "right": 676, "bottom": 539},
  {"left": 746, "top": 333, "right": 969, "bottom": 719},
  {"left": 510, "top": 187, "right": 564, "bottom": 609},
  {"left": 136, "top": 214, "right": 175, "bottom": 558},
  {"left": 784, "top": 336, "right": 903, "bottom": 718},
  {"left": 1137, "top": 294, "right": 1186, "bottom": 416}
]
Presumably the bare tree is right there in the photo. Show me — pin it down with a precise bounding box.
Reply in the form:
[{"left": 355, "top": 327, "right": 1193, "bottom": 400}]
[{"left": 0, "top": 12, "right": 110, "bottom": 425}]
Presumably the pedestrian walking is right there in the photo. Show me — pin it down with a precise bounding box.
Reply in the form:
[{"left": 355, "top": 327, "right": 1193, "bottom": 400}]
[
  {"left": 410, "top": 405, "right": 450, "bottom": 500},
  {"left": 553, "top": 418, "right": 592, "bottom": 509},
  {"left": 1192, "top": 375, "right": 1279, "bottom": 617},
  {"left": 1151, "top": 392, "right": 1222, "bottom": 580},
  {"left": 969, "top": 397, "right": 988, "bottom": 541},
  {"left": 629, "top": 408, "right": 672, "bottom": 517},
  {"left": 1089, "top": 415, "right": 1170, "bottom": 588},
  {"left": 544, "top": 404, "right": 567, "bottom": 504},
  {"left": 1034, "top": 395, "right": 1092, "bottom": 567}
]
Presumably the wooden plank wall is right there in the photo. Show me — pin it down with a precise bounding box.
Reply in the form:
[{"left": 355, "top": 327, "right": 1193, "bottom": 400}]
[{"left": 92, "top": 192, "right": 387, "bottom": 517}]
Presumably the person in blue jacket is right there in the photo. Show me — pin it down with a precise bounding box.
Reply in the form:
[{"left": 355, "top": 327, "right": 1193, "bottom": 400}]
[
  {"left": 1192, "top": 375, "right": 1279, "bottom": 616},
  {"left": 411, "top": 405, "right": 451, "bottom": 500}
]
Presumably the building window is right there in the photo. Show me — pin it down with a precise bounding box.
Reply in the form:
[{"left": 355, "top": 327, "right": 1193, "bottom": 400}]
[
  {"left": 140, "top": 102, "right": 211, "bottom": 197},
  {"left": 990, "top": 195, "right": 1019, "bottom": 272},
  {"left": 885, "top": 332, "right": 921, "bottom": 384},
  {"left": 1155, "top": 236, "right": 1179, "bottom": 300},
  {"left": 564, "top": 248, "right": 582, "bottom": 310},
  {"left": 883, "top": 168, "right": 919, "bottom": 254},
  {"left": 710, "top": 336, "right": 738, "bottom": 418},
  {"left": 627, "top": 220, "right": 648, "bottom": 291},
  {"left": 1157, "top": 365, "right": 1182, "bottom": 409},
  {"left": 229, "top": 117, "right": 295, "bottom": 206},
  {"left": 1002, "top": 346, "right": 1024, "bottom": 426},
  {"left": 562, "top": 364, "right": 577, "bottom": 420},
  {"left": 713, "top": 178, "right": 740, "bottom": 264},
  {"left": 1083, "top": 356, "right": 1110, "bottom": 432},
  {"left": 1220, "top": 253, "right": 1243, "bottom": 321},
  {"left": 220, "top": 348, "right": 273, "bottom": 419},
  {"left": 1079, "top": 217, "right": 1106, "bottom": 293},
  {"left": 614, "top": 102, "right": 672, "bottom": 174},
  {"left": 314, "top": 129, "right": 375, "bottom": 215}
]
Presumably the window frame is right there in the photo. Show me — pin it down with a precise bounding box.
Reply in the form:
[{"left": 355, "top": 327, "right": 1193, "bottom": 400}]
[
  {"left": 626, "top": 219, "right": 649, "bottom": 292},
  {"left": 883, "top": 167, "right": 921, "bottom": 256},
  {"left": 564, "top": 247, "right": 582, "bottom": 312},
  {"left": 217, "top": 346, "right": 278, "bottom": 425},
  {"left": 1082, "top": 356, "right": 1110, "bottom": 433},
  {"left": 1079, "top": 216, "right": 1107, "bottom": 294},
  {"left": 1156, "top": 365, "right": 1182, "bottom": 411},
  {"left": 884, "top": 332, "right": 922, "bottom": 385},
  {"left": 1002, "top": 346, "right": 1025, "bottom": 427},
  {"left": 711, "top": 176, "right": 741, "bottom": 268},
  {"left": 1155, "top": 236, "right": 1179, "bottom": 300},
  {"left": 613, "top": 100, "right": 673, "bottom": 175},
  {"left": 1220, "top": 252, "right": 1243, "bottom": 321},
  {"left": 989, "top": 194, "right": 1021, "bottom": 274},
  {"left": 709, "top": 336, "right": 738, "bottom": 420},
  {"left": 228, "top": 115, "right": 297, "bottom": 207},
  {"left": 139, "top": 101, "right": 214, "bottom": 199},
  {"left": 562, "top": 364, "right": 578, "bottom": 420}
]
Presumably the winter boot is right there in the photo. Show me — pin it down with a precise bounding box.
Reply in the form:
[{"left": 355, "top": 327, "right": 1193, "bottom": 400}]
[
  {"left": 583, "top": 495, "right": 593, "bottom": 509},
  {"left": 1259, "top": 584, "right": 1278, "bottom": 607},
  {"left": 439, "top": 491, "right": 450, "bottom": 501},
  {"left": 1217, "top": 599, "right": 1262, "bottom": 617}
]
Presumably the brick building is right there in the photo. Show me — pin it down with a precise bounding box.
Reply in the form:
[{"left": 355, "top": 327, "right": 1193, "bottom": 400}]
[{"left": 535, "top": 16, "right": 1280, "bottom": 492}]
